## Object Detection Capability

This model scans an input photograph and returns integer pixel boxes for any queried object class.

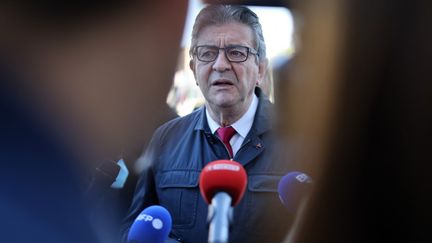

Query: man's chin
[211,98,239,109]
[210,94,234,105]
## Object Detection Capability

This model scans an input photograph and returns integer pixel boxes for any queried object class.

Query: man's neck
[206,98,253,127]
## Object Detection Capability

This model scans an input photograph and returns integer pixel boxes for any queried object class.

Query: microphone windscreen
[199,160,247,206]
[277,171,312,213]
[86,160,121,195]
[96,160,121,183]
[127,205,172,243]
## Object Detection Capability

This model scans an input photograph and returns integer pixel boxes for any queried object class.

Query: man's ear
[189,59,198,85]
[257,58,269,85]
[189,59,195,74]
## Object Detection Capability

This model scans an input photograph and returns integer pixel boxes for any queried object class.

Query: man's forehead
[196,22,254,46]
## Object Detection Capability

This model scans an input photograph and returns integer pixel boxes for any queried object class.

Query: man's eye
[228,49,246,57]
[200,50,216,58]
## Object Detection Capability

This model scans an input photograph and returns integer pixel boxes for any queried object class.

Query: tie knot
[217,126,236,143]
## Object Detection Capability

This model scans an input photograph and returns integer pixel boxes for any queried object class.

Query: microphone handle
[208,192,233,243]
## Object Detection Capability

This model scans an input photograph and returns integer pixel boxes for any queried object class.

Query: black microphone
[86,160,121,195]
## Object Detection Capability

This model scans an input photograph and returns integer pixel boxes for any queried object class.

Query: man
[122,5,295,243]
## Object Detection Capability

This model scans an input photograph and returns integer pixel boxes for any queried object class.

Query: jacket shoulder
[154,107,203,139]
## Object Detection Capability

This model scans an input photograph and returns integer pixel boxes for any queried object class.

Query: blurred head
[189,5,268,117]
[1,1,188,162]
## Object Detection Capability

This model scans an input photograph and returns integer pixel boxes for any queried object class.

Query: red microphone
[199,160,247,243]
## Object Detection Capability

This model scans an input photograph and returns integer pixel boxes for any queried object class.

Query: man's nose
[212,50,231,72]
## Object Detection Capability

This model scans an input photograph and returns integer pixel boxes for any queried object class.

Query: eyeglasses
[193,45,258,63]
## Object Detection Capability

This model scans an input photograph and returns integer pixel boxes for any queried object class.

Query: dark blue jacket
[122,89,295,243]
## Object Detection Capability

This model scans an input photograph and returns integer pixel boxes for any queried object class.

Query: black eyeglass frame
[192,45,259,63]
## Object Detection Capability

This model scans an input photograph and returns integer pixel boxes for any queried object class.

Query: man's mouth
[212,79,234,86]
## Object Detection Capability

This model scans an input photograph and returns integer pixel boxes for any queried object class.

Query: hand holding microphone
[127,205,172,243]
[199,160,247,243]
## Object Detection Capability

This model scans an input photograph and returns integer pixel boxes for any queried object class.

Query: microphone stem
[208,192,232,243]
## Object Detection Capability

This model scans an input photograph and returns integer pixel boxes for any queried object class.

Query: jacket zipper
[215,135,233,159]
[215,135,253,160]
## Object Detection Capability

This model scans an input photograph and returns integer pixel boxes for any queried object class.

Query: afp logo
[136,213,164,230]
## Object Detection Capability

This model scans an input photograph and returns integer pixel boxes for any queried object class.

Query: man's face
[190,22,266,112]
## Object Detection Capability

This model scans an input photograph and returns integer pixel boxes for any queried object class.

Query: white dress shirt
[206,94,259,157]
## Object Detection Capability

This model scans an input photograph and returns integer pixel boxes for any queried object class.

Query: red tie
[217,126,236,158]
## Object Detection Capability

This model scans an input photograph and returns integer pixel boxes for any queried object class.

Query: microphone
[277,171,313,214]
[86,160,121,196]
[199,160,247,243]
[127,205,172,243]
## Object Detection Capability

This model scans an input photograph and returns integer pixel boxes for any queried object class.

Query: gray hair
[190,5,267,62]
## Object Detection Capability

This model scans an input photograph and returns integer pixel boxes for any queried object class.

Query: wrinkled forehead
[195,22,255,48]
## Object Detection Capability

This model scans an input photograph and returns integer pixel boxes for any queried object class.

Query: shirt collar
[206,94,259,138]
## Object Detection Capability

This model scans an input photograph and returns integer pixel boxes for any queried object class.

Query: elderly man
[122,5,294,243]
